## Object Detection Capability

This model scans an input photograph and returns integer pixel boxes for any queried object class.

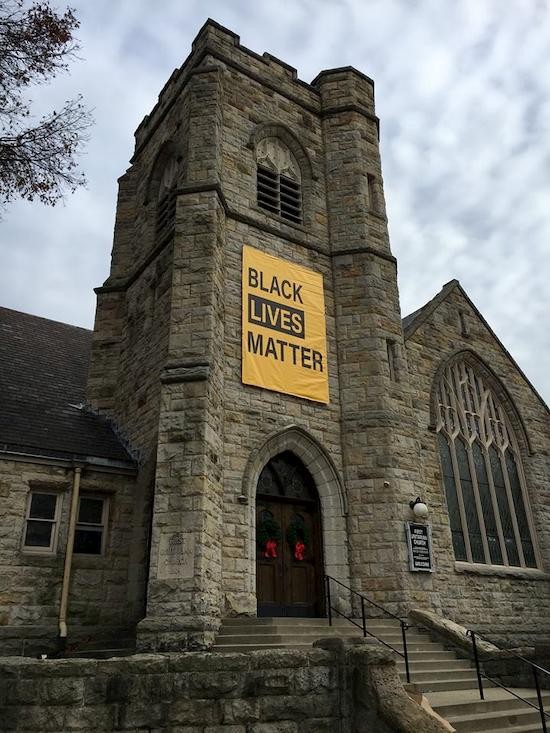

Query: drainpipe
[58,465,83,654]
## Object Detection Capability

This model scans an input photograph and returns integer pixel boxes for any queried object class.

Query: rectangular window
[23,492,61,553]
[74,495,108,555]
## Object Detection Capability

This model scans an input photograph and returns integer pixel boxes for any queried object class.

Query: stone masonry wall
[0,643,452,732]
[0,649,346,732]
[0,459,140,655]
[315,68,429,616]
[405,284,550,643]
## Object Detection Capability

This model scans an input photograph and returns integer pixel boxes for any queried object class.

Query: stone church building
[1,20,549,657]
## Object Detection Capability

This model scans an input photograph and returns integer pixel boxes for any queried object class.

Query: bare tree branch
[0,1,92,211]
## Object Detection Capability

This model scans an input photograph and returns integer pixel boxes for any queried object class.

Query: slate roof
[0,306,134,465]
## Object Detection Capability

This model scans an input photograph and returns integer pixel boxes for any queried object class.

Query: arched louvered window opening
[155,156,178,239]
[256,137,302,224]
[436,359,539,569]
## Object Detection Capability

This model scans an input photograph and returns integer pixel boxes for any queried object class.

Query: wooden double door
[256,451,324,617]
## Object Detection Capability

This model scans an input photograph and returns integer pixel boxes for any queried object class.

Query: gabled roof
[0,307,134,466]
[402,279,459,336]
[402,280,550,415]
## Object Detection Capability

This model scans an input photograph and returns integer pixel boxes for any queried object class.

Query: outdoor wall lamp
[409,497,429,519]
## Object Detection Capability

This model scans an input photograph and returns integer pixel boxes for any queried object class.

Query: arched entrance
[256,451,324,617]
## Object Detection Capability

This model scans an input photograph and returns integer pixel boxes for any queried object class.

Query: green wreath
[286,521,311,548]
[257,515,282,548]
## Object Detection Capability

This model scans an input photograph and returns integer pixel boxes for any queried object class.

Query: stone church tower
[85,20,550,651]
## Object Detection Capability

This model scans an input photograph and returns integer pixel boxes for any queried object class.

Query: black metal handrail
[473,629,550,677]
[467,628,550,733]
[324,575,411,683]
[325,574,550,731]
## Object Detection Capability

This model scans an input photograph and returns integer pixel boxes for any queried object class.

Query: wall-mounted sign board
[242,245,329,403]
[405,522,434,572]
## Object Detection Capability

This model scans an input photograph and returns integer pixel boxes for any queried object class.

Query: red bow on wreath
[263,539,278,558]
[294,540,306,561]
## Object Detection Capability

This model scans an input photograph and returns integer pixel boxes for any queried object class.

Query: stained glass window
[257,451,316,502]
[435,358,538,568]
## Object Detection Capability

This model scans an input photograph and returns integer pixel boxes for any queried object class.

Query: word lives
[246,268,324,372]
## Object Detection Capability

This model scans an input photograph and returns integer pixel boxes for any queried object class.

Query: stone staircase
[213,617,550,732]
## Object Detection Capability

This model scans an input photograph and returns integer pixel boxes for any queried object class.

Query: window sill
[454,561,548,580]
[20,548,57,557]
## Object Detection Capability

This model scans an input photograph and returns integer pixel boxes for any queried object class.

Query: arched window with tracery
[256,137,302,224]
[435,357,539,569]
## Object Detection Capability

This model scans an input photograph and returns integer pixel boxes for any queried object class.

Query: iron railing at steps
[324,574,411,683]
[468,629,550,733]
[324,574,550,733]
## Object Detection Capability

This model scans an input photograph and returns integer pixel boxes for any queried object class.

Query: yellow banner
[242,245,329,403]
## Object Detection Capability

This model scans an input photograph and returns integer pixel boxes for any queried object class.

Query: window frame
[73,494,109,557]
[435,359,541,570]
[22,490,62,555]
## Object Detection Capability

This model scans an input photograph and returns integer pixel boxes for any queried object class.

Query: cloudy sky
[1,0,549,403]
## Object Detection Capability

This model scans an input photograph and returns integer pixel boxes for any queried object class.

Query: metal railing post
[401,621,411,684]
[325,575,332,626]
[361,597,366,638]
[533,666,548,733]
[470,631,484,700]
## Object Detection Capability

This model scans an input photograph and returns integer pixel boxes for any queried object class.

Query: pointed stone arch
[242,425,350,607]
[249,122,316,228]
[249,123,314,181]
[144,140,182,205]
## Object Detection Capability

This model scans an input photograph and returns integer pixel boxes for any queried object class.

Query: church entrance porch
[255,451,324,617]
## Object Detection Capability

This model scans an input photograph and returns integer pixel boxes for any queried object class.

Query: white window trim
[74,494,109,556]
[22,490,62,555]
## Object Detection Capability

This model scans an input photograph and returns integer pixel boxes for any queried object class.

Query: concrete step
[404,669,477,684]
[396,658,473,672]
[212,643,315,653]
[417,678,482,693]
[450,706,547,732]
[220,619,407,634]
[214,631,430,645]
[428,688,550,732]
[221,617,398,626]
[428,688,550,718]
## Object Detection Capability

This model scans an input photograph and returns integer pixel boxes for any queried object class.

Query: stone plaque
[157,531,195,580]
[405,522,434,572]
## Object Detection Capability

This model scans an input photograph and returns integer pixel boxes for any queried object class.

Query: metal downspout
[58,465,82,654]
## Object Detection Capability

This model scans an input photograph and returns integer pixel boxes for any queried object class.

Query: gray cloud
[1,0,549,402]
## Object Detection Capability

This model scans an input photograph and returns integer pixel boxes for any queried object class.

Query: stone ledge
[409,608,534,661]
[454,561,549,580]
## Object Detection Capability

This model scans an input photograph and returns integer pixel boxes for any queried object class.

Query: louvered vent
[156,190,176,238]
[257,166,302,224]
